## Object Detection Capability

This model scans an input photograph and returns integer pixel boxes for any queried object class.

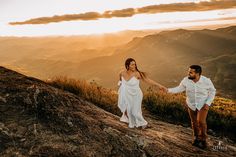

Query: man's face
[188,68,198,80]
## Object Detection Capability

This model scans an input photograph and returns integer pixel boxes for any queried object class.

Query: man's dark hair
[190,65,202,75]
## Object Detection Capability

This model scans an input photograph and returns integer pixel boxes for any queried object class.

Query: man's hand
[203,104,209,110]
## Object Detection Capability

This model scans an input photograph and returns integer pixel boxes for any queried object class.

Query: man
[166,65,216,149]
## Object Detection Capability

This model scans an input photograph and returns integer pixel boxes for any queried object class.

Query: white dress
[118,76,148,128]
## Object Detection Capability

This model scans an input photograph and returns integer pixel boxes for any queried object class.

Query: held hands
[158,85,168,93]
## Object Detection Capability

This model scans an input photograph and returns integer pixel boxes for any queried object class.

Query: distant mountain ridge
[75,26,236,99]
[0,26,236,98]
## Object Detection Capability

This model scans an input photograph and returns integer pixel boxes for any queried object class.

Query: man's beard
[188,76,195,80]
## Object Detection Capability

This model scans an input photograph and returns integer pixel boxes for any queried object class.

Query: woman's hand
[159,85,168,93]
[117,80,122,87]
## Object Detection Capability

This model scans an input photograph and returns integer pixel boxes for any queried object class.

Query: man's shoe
[192,138,200,147]
[198,140,208,149]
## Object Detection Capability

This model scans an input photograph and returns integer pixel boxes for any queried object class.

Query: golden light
[0,0,236,36]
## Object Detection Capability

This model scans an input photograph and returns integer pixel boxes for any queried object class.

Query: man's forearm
[168,86,185,94]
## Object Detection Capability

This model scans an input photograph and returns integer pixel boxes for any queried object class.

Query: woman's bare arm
[138,73,166,90]
[118,70,123,87]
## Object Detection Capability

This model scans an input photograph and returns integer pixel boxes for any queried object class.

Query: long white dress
[118,76,148,128]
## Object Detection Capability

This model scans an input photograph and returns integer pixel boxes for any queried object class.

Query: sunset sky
[1,0,236,36]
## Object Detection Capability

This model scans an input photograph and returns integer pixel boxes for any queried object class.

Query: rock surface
[0,66,235,156]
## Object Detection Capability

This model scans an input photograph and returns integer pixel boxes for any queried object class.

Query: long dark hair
[125,58,146,79]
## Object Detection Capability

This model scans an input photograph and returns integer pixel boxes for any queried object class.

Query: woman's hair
[125,58,146,79]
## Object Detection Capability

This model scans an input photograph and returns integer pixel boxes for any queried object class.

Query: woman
[118,58,165,129]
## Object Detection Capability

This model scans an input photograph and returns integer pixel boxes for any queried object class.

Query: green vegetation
[47,77,236,142]
[144,88,236,141]
[47,76,120,115]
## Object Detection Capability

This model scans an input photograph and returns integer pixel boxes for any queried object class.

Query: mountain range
[0,26,236,98]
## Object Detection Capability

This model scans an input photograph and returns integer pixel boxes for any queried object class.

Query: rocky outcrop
[0,66,235,156]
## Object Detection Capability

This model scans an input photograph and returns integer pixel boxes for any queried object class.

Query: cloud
[137,0,236,13]
[103,8,136,18]
[10,12,102,25]
[9,0,236,25]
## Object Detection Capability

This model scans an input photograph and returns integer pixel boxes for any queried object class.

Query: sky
[0,0,236,36]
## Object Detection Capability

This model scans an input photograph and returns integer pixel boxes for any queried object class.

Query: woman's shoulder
[119,70,126,76]
[119,69,125,74]
[135,71,142,79]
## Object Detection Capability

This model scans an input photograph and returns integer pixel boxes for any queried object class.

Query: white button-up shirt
[168,76,216,111]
